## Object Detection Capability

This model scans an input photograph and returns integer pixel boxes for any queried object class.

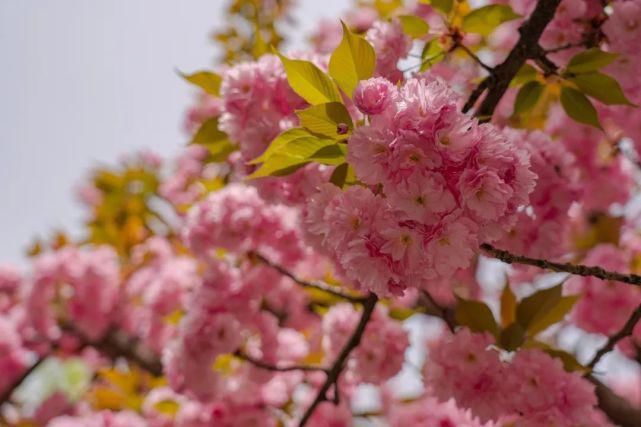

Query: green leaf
[277,51,342,105]
[511,63,538,87]
[420,39,445,71]
[328,21,376,98]
[560,86,602,129]
[525,341,588,373]
[513,81,544,115]
[500,281,517,327]
[426,0,453,15]
[499,322,526,351]
[296,102,354,138]
[569,72,635,106]
[388,306,418,321]
[516,284,563,332]
[247,131,338,178]
[191,118,236,162]
[330,163,349,188]
[462,5,520,36]
[566,48,618,74]
[249,128,313,165]
[455,297,499,337]
[398,15,430,38]
[308,144,347,165]
[247,155,310,179]
[527,295,580,336]
[180,71,222,96]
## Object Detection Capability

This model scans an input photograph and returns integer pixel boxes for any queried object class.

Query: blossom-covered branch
[298,293,378,426]
[234,351,327,373]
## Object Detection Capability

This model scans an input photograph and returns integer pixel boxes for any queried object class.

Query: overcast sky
[0,0,348,264]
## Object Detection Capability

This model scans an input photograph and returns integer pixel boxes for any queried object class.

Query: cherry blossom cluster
[424,328,608,426]
[305,76,535,296]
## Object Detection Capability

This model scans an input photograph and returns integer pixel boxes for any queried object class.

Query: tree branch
[0,355,48,407]
[235,351,327,373]
[251,252,369,304]
[587,303,641,369]
[298,293,378,426]
[481,243,641,286]
[463,0,563,119]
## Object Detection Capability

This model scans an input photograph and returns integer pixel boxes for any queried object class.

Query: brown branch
[456,43,492,72]
[0,355,48,406]
[589,377,641,427]
[587,303,641,369]
[480,243,641,286]
[298,293,378,426]
[419,290,456,333]
[463,0,563,119]
[251,252,369,304]
[62,325,163,377]
[235,351,327,373]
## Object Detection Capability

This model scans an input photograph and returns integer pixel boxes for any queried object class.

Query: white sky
[0,0,348,264]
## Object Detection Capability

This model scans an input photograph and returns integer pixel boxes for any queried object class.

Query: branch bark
[463,0,563,119]
[481,243,641,286]
[587,303,641,369]
[298,293,378,426]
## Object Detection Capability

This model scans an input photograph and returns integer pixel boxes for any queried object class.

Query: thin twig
[587,303,641,369]
[235,351,327,373]
[298,293,378,426]
[0,356,48,406]
[456,43,493,72]
[251,252,368,303]
[419,290,456,333]
[481,243,641,286]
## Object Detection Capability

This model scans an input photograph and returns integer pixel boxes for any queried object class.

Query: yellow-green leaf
[296,102,354,138]
[277,52,342,105]
[500,281,517,327]
[308,144,347,165]
[420,39,445,71]
[566,48,618,74]
[249,128,314,165]
[398,15,430,38]
[425,0,453,15]
[455,297,499,336]
[570,72,636,106]
[252,129,308,164]
[511,63,538,87]
[499,322,526,351]
[247,154,309,179]
[328,21,376,98]
[190,118,235,162]
[513,81,544,115]
[462,5,520,36]
[516,284,565,335]
[527,295,580,336]
[180,71,222,96]
[330,163,349,188]
[525,341,588,373]
[560,86,602,129]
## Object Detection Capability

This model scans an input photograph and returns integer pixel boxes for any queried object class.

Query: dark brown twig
[251,252,368,303]
[463,0,563,119]
[235,351,327,373]
[481,243,641,286]
[587,303,641,369]
[298,293,378,426]
[0,356,48,406]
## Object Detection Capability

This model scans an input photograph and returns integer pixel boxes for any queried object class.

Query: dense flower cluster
[498,129,581,259]
[306,76,535,296]
[219,55,305,161]
[424,328,606,426]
